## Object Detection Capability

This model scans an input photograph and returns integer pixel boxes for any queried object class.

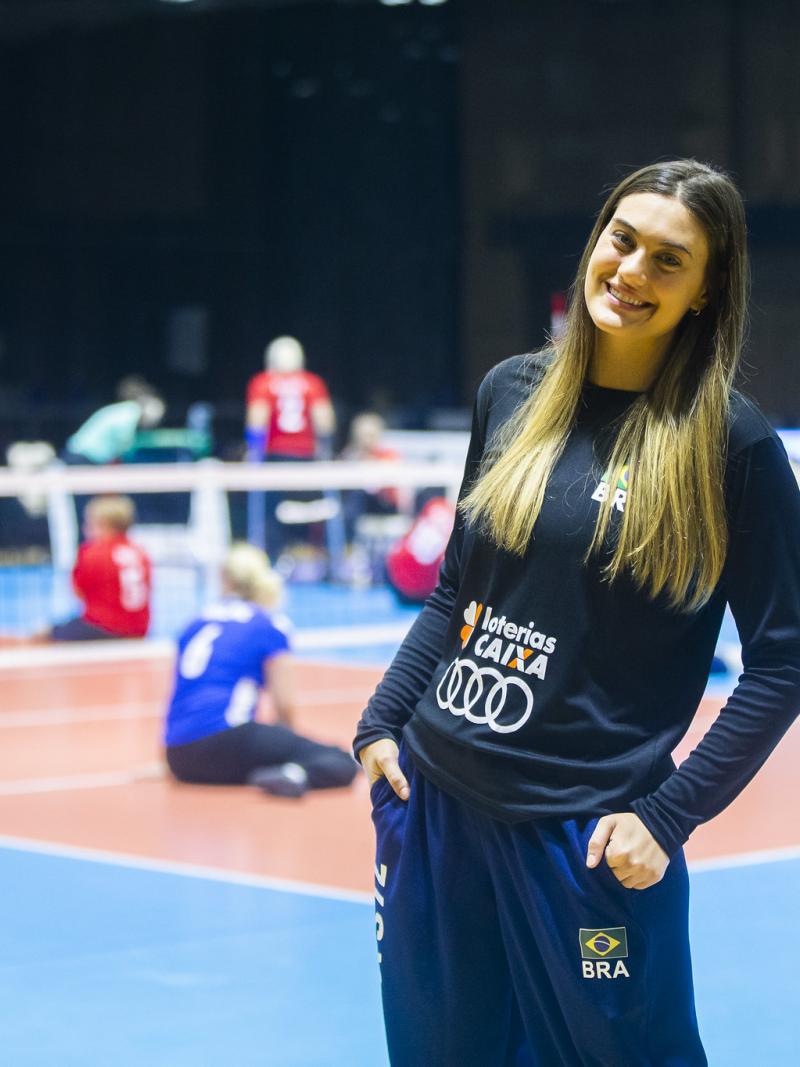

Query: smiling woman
[353,159,800,1066]
[462,161,749,612]
[585,192,711,389]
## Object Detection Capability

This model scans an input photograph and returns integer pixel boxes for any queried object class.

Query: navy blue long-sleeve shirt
[353,354,800,857]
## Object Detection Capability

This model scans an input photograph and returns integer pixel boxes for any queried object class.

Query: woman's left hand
[586,812,669,890]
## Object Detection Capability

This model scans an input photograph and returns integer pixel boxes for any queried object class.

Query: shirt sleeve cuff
[629,795,689,858]
[352,726,404,763]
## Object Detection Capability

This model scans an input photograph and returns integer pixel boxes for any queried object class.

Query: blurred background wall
[0,0,797,451]
[460,0,800,406]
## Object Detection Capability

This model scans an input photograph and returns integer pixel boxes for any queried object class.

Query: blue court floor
[0,844,797,1066]
[0,565,420,641]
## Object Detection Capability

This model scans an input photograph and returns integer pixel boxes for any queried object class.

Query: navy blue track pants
[371,745,706,1067]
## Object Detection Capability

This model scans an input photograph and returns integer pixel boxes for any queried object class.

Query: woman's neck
[587,332,670,392]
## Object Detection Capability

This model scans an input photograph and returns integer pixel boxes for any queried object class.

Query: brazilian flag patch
[579,927,628,960]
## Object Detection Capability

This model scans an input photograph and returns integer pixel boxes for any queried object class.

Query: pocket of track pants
[369,772,393,808]
[369,738,414,815]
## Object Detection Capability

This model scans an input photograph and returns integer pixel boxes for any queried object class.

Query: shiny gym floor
[0,594,797,1065]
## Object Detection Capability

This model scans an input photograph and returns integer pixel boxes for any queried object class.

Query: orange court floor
[0,646,798,893]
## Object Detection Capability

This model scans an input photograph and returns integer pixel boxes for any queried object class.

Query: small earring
[691,307,702,316]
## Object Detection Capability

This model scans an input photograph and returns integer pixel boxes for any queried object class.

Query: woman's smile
[604,281,653,311]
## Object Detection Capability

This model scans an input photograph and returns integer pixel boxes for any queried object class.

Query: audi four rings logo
[436,657,533,733]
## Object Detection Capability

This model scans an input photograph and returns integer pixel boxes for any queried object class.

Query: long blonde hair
[222,542,283,609]
[461,160,749,612]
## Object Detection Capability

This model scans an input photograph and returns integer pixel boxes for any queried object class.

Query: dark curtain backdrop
[0,0,798,453]
[0,2,461,447]
[460,0,800,419]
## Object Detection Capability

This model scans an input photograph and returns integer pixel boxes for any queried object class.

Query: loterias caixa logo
[435,600,559,735]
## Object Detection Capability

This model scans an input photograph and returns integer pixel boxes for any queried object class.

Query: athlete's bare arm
[263,653,296,729]
[246,399,271,432]
[311,398,336,439]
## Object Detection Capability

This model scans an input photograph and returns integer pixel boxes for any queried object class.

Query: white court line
[0,765,164,795]
[0,687,374,728]
[0,623,411,673]
[0,832,795,907]
[0,656,385,681]
[0,703,159,727]
[688,844,800,872]
[0,639,174,670]
[7,688,779,733]
[0,834,373,905]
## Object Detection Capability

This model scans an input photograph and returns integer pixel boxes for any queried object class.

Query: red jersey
[72,535,152,637]
[246,370,330,458]
[385,497,456,602]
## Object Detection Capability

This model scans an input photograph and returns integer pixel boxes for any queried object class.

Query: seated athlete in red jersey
[51,495,152,641]
[385,496,456,604]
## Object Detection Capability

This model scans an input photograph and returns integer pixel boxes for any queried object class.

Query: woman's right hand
[359,738,410,801]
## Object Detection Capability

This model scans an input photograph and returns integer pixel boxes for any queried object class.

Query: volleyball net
[3,425,795,647]
[0,435,467,639]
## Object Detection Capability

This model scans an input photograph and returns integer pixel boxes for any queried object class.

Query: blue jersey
[164,598,291,746]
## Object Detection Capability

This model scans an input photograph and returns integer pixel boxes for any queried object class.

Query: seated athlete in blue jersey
[165,542,356,798]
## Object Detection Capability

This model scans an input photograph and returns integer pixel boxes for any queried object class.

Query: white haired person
[245,336,336,462]
[354,160,800,1064]
[244,336,337,558]
[165,543,357,797]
